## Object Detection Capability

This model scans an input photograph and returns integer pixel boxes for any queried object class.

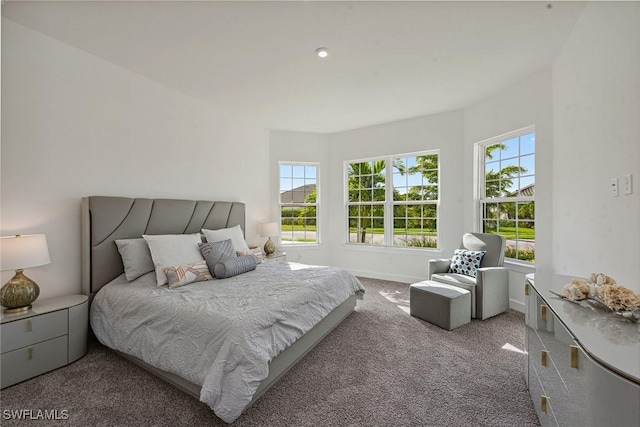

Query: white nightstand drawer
[1,310,68,353]
[1,335,68,388]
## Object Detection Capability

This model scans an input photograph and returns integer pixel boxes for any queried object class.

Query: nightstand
[1,294,88,388]
[265,252,287,262]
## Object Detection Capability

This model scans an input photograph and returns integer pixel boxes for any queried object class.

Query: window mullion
[385,157,393,246]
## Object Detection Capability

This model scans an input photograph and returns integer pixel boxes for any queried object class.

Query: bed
[81,196,364,423]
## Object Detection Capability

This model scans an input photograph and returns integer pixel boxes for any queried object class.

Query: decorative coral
[558,273,640,318]
[562,279,590,301]
[595,284,640,312]
[589,273,616,286]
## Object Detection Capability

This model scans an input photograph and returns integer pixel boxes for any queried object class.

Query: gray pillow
[115,238,155,281]
[199,239,236,277]
[214,254,257,279]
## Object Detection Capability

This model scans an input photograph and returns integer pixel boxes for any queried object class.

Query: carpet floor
[0,277,539,426]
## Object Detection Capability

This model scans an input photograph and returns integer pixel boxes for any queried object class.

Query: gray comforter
[90,261,365,423]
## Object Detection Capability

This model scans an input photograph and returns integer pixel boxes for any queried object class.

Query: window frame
[344,150,440,250]
[279,161,320,246]
[476,126,535,264]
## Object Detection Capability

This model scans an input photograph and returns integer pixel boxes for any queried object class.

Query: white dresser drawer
[1,335,68,388]
[1,310,68,353]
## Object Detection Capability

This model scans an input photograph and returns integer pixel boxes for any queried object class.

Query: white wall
[552,2,639,291]
[4,2,638,308]
[1,20,270,298]
[464,69,553,311]
[269,130,331,266]
[325,111,466,283]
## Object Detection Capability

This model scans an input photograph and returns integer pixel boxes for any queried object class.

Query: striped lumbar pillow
[214,254,257,279]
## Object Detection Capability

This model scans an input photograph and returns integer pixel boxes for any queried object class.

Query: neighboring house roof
[519,184,535,197]
[505,183,534,197]
[280,184,316,203]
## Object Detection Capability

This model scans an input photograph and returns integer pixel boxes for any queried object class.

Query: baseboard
[509,298,525,313]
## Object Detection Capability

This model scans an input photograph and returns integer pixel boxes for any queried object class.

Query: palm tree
[484,143,527,198]
[484,143,528,223]
[394,154,439,246]
[348,160,385,243]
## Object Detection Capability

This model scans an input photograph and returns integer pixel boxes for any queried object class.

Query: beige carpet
[0,277,539,426]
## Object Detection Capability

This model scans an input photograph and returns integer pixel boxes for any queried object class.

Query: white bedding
[90,261,365,423]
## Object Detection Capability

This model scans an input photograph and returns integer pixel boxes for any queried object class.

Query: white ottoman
[410,281,471,330]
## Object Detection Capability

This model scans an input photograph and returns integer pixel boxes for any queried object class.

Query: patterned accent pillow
[199,239,236,276]
[214,254,257,279]
[163,260,213,288]
[449,249,486,278]
[250,247,264,263]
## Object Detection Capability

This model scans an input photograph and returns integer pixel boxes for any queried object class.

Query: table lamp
[260,222,278,256]
[0,234,51,314]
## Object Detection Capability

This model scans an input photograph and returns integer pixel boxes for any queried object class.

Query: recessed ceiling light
[315,47,329,58]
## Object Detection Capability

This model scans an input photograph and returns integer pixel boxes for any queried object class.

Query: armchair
[428,233,509,320]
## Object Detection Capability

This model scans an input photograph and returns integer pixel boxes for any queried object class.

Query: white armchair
[428,233,509,320]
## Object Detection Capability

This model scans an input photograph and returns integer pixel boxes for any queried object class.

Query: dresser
[525,273,640,426]
[1,294,88,388]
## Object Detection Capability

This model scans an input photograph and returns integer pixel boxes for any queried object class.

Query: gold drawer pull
[28,347,33,360]
[525,283,530,296]
[28,319,33,332]
[541,395,549,413]
[540,305,548,322]
[570,345,579,369]
[541,350,548,367]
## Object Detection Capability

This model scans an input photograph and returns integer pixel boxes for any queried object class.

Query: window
[279,163,318,245]
[346,151,439,248]
[478,128,535,262]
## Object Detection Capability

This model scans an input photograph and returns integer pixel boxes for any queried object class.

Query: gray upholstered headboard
[81,196,245,295]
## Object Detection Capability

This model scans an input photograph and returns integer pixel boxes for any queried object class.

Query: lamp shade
[1,234,51,271]
[260,222,278,237]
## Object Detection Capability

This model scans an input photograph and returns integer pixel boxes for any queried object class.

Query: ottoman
[410,281,471,330]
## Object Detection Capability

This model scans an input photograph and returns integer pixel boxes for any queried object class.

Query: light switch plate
[611,178,619,197]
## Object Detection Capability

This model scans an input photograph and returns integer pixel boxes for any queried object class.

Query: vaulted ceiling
[2,1,586,133]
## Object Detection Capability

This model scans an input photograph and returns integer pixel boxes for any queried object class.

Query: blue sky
[280,164,317,192]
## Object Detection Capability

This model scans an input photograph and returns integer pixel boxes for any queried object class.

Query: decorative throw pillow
[250,247,264,263]
[115,238,155,281]
[214,254,257,279]
[449,249,486,278]
[164,260,212,288]
[142,234,204,286]
[199,239,236,276]
[202,225,251,254]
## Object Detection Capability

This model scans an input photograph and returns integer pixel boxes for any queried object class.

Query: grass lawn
[492,227,535,240]
[282,225,317,231]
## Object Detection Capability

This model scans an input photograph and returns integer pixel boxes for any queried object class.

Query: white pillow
[142,234,204,286]
[202,225,251,254]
